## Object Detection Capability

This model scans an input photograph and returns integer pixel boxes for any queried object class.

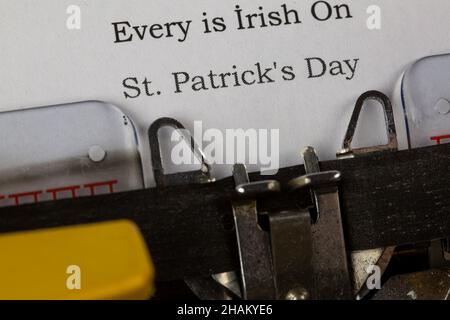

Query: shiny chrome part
[289,146,342,224]
[336,91,398,158]
[300,147,342,223]
[288,171,341,190]
[235,180,280,197]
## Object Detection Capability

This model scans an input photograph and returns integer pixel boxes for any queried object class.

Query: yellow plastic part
[0,220,154,300]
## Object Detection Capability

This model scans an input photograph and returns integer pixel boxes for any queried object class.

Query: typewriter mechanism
[0,86,449,300]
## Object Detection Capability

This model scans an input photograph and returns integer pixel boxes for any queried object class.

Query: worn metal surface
[185,276,236,300]
[337,91,398,158]
[269,210,313,299]
[290,146,352,299]
[211,272,242,298]
[374,268,450,300]
[231,164,276,299]
[311,189,353,299]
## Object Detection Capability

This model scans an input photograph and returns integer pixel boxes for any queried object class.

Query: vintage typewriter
[0,55,449,300]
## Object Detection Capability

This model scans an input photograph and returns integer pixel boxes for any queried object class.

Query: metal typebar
[290,147,352,299]
[268,210,313,299]
[0,143,448,280]
[231,164,277,299]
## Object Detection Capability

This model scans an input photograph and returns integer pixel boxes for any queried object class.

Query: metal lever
[233,164,315,300]
[337,90,398,158]
[148,117,213,187]
[289,147,352,299]
[289,159,341,224]
[231,164,278,300]
[336,91,398,298]
[149,117,234,300]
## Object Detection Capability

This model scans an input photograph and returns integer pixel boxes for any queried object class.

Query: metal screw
[88,145,106,163]
[285,288,310,300]
[435,98,450,115]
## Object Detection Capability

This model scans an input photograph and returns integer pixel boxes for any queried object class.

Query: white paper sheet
[1,0,449,186]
